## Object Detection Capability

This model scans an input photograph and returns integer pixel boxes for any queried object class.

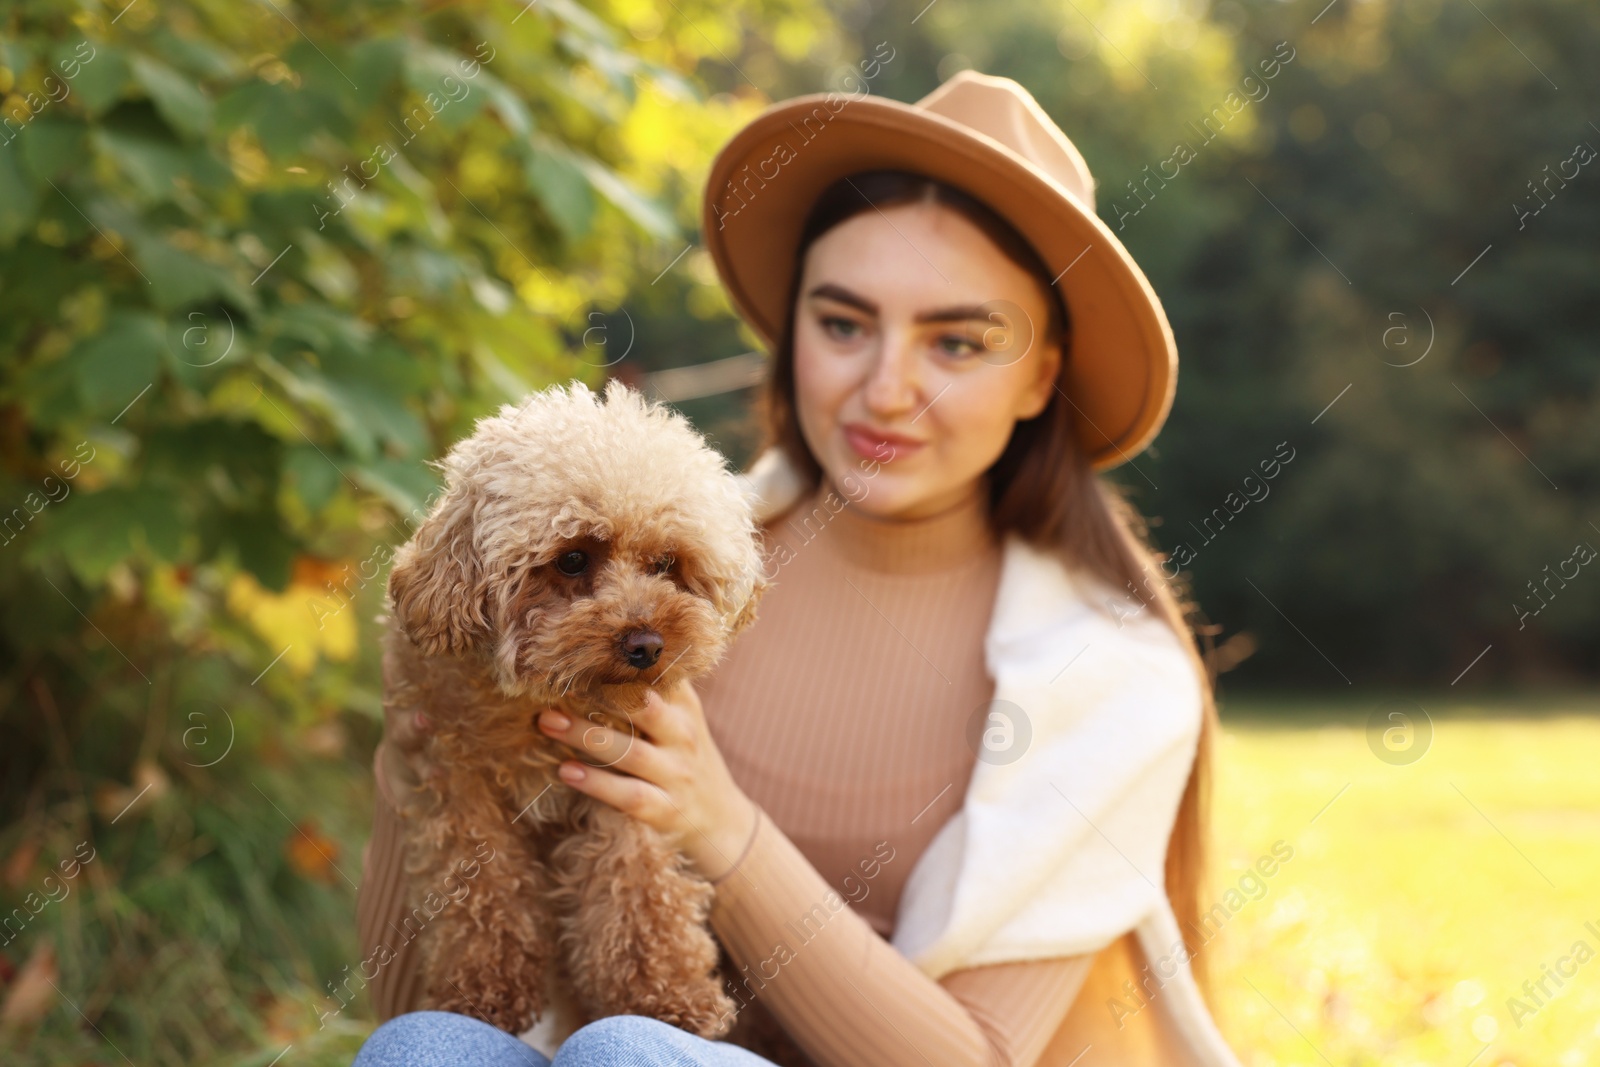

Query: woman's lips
[843,423,925,462]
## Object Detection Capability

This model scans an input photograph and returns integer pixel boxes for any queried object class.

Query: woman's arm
[711,803,1094,1067]
[355,738,429,1020]
[538,684,1096,1067]
[357,636,442,1021]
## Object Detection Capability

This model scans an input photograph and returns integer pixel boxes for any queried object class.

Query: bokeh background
[1,0,1596,1063]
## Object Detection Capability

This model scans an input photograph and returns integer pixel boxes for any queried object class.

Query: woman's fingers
[539,709,661,778]
[556,760,673,825]
[633,682,697,746]
[389,709,432,753]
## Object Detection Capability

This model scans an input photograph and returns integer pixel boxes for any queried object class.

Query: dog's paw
[660,977,739,1040]
[429,973,542,1036]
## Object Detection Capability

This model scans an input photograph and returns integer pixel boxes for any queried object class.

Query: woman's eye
[651,554,675,576]
[821,315,864,341]
[936,332,985,358]
[556,550,589,577]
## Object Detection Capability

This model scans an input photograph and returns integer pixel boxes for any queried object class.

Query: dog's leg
[413,778,555,1034]
[547,799,736,1038]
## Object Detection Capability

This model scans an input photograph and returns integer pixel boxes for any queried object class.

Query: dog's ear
[728,593,762,639]
[388,490,490,655]
[725,564,770,640]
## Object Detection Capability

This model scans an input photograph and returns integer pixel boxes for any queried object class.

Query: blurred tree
[0,0,824,1062]
[831,0,1598,687]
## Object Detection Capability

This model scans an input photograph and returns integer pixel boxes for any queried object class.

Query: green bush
[0,0,819,1061]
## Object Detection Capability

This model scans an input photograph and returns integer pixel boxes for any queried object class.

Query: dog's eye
[556,550,589,577]
[651,554,675,576]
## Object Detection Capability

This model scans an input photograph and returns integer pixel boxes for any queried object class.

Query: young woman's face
[791,199,1062,521]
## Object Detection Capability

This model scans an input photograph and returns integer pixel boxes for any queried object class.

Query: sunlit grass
[1208,693,1600,1067]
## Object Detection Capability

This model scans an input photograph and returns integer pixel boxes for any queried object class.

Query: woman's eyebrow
[807,283,877,316]
[915,304,992,325]
[806,283,992,325]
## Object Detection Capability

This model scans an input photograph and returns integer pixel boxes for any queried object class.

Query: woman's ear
[1017,339,1063,420]
[388,490,490,655]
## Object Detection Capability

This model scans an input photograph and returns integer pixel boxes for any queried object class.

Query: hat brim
[700,91,1177,472]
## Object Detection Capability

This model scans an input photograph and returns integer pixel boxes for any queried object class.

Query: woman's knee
[354,1010,549,1067]
[554,1015,694,1066]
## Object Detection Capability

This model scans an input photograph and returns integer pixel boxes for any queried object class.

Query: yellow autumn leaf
[226,561,358,676]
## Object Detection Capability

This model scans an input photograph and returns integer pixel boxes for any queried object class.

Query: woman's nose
[862,330,921,416]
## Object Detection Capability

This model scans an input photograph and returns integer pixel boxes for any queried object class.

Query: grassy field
[1205,693,1600,1067]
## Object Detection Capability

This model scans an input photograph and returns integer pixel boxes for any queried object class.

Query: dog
[383,379,768,1040]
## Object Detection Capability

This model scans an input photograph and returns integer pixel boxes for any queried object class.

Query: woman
[353,70,1244,1067]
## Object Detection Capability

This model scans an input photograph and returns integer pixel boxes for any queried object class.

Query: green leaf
[355,457,440,517]
[161,301,258,387]
[285,446,342,514]
[0,141,39,244]
[541,0,618,43]
[259,361,378,461]
[215,82,338,159]
[144,420,281,501]
[348,37,408,106]
[14,343,82,426]
[470,68,533,138]
[271,304,373,359]
[323,377,428,457]
[280,40,361,136]
[38,493,136,582]
[61,43,131,117]
[93,125,193,201]
[19,119,88,185]
[134,237,237,312]
[131,54,215,138]
[403,45,489,132]
[531,135,675,240]
[526,148,595,242]
[147,29,242,81]
[575,157,675,238]
[68,310,165,417]
[38,487,185,582]
[219,507,297,591]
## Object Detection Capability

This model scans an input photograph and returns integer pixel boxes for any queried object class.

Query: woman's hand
[536,679,757,883]
[376,645,440,812]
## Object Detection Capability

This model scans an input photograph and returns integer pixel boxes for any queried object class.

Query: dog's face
[389,380,768,697]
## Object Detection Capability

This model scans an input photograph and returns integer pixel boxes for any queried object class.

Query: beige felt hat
[700,69,1178,471]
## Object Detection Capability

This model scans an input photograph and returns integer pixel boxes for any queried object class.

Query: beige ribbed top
[356,477,1202,1067]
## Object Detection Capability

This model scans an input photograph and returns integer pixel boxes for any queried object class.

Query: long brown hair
[752,168,1221,992]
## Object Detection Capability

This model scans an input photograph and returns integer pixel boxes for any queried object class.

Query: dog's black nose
[621,629,664,669]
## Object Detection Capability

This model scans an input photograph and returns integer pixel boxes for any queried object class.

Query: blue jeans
[353,1011,780,1066]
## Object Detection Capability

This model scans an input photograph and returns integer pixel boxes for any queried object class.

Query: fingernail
[558,762,585,782]
[542,711,571,731]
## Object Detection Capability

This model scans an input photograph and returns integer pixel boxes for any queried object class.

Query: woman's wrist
[683,789,759,883]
